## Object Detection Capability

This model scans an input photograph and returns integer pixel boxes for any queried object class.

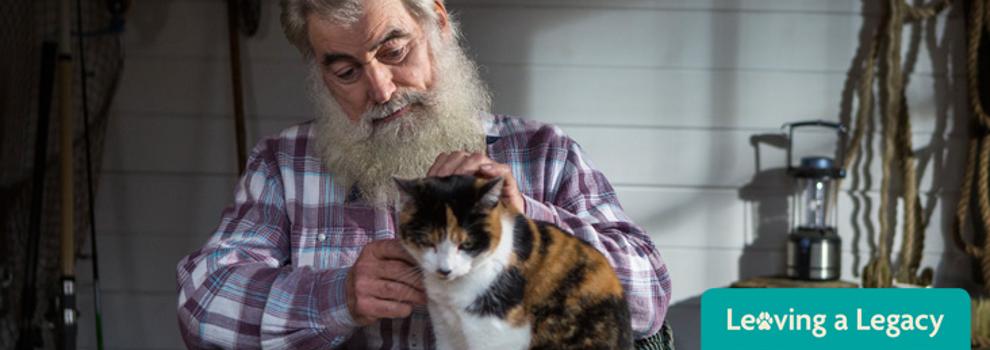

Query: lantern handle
[781,120,848,176]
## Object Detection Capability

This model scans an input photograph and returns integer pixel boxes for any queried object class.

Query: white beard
[309,30,491,206]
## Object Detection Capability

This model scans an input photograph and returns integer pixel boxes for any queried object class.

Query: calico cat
[394,175,632,350]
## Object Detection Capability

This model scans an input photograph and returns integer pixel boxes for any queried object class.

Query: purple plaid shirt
[176,115,671,349]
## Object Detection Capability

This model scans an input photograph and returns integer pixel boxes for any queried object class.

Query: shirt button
[317,233,327,242]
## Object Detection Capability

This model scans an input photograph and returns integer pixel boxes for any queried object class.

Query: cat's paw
[756,312,772,330]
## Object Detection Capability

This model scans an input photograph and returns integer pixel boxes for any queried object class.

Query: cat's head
[394,175,506,281]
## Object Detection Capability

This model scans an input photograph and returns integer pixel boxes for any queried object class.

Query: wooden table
[730,275,859,288]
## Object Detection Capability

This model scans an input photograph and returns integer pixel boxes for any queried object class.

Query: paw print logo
[756,312,772,330]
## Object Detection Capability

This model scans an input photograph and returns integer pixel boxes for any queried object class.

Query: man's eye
[334,67,359,82]
[379,47,407,63]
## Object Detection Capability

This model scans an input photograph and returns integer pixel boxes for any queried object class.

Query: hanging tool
[75,0,105,348]
[56,0,78,348]
[15,41,57,350]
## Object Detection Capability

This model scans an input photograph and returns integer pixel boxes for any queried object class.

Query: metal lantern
[784,120,847,281]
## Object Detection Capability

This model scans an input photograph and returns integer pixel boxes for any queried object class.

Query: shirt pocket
[292,206,399,269]
[292,226,369,270]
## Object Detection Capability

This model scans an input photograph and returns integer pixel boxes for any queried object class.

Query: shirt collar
[481,113,501,145]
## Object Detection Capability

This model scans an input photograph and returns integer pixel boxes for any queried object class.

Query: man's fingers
[427,152,450,176]
[356,297,415,320]
[478,162,508,177]
[354,277,425,305]
[361,241,424,288]
[479,163,514,189]
[375,259,424,289]
[368,239,417,264]
[348,239,429,324]
[432,151,470,177]
[368,279,427,305]
[453,153,490,176]
[479,163,525,212]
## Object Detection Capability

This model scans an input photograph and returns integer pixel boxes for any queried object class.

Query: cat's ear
[393,177,420,196]
[479,176,504,209]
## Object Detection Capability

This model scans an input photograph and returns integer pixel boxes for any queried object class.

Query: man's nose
[365,62,396,104]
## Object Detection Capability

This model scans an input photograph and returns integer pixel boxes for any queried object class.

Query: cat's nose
[437,269,451,277]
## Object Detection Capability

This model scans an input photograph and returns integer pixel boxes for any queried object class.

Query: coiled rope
[952,0,990,295]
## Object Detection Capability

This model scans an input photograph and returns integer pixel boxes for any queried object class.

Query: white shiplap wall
[75,1,970,349]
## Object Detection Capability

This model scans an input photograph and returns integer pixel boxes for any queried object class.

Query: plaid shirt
[176,115,671,349]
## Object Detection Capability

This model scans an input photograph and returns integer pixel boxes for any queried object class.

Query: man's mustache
[361,90,430,122]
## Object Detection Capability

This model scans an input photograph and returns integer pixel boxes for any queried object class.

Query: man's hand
[346,239,427,325]
[427,151,525,212]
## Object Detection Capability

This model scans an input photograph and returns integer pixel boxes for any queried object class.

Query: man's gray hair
[280,0,449,58]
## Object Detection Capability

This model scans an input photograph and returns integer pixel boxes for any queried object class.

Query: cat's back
[512,216,633,350]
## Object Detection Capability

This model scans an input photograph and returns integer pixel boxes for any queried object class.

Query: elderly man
[176,0,672,348]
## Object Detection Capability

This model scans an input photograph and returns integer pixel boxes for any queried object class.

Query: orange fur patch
[515,220,624,314]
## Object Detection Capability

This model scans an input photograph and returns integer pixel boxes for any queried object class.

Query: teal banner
[701,288,969,349]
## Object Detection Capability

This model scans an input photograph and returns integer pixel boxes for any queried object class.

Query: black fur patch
[529,258,587,337]
[531,258,588,321]
[399,175,495,255]
[572,296,633,349]
[555,257,588,300]
[461,211,491,257]
[536,221,554,256]
[466,267,526,318]
[513,215,533,262]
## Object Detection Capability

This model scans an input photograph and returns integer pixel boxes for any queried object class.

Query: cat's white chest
[425,223,530,348]
[425,269,532,350]
[422,214,529,350]
[427,299,530,350]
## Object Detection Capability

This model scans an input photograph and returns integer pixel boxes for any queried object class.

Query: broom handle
[58,0,77,349]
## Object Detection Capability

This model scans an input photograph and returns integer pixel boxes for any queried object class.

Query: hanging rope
[863,0,904,289]
[842,38,879,172]
[845,0,949,288]
[953,0,990,294]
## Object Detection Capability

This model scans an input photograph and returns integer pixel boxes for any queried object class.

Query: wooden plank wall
[74,1,970,349]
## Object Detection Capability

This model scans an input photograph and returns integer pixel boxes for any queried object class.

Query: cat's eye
[459,241,475,250]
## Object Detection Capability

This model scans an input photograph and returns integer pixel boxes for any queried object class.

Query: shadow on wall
[737,133,790,280]
[829,0,880,280]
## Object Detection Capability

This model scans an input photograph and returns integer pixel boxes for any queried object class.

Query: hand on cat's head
[394,175,504,210]
[423,151,525,212]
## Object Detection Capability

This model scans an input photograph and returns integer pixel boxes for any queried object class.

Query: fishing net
[0,0,124,347]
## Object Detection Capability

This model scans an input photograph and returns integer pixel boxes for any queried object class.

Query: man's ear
[479,177,504,209]
[433,1,451,36]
